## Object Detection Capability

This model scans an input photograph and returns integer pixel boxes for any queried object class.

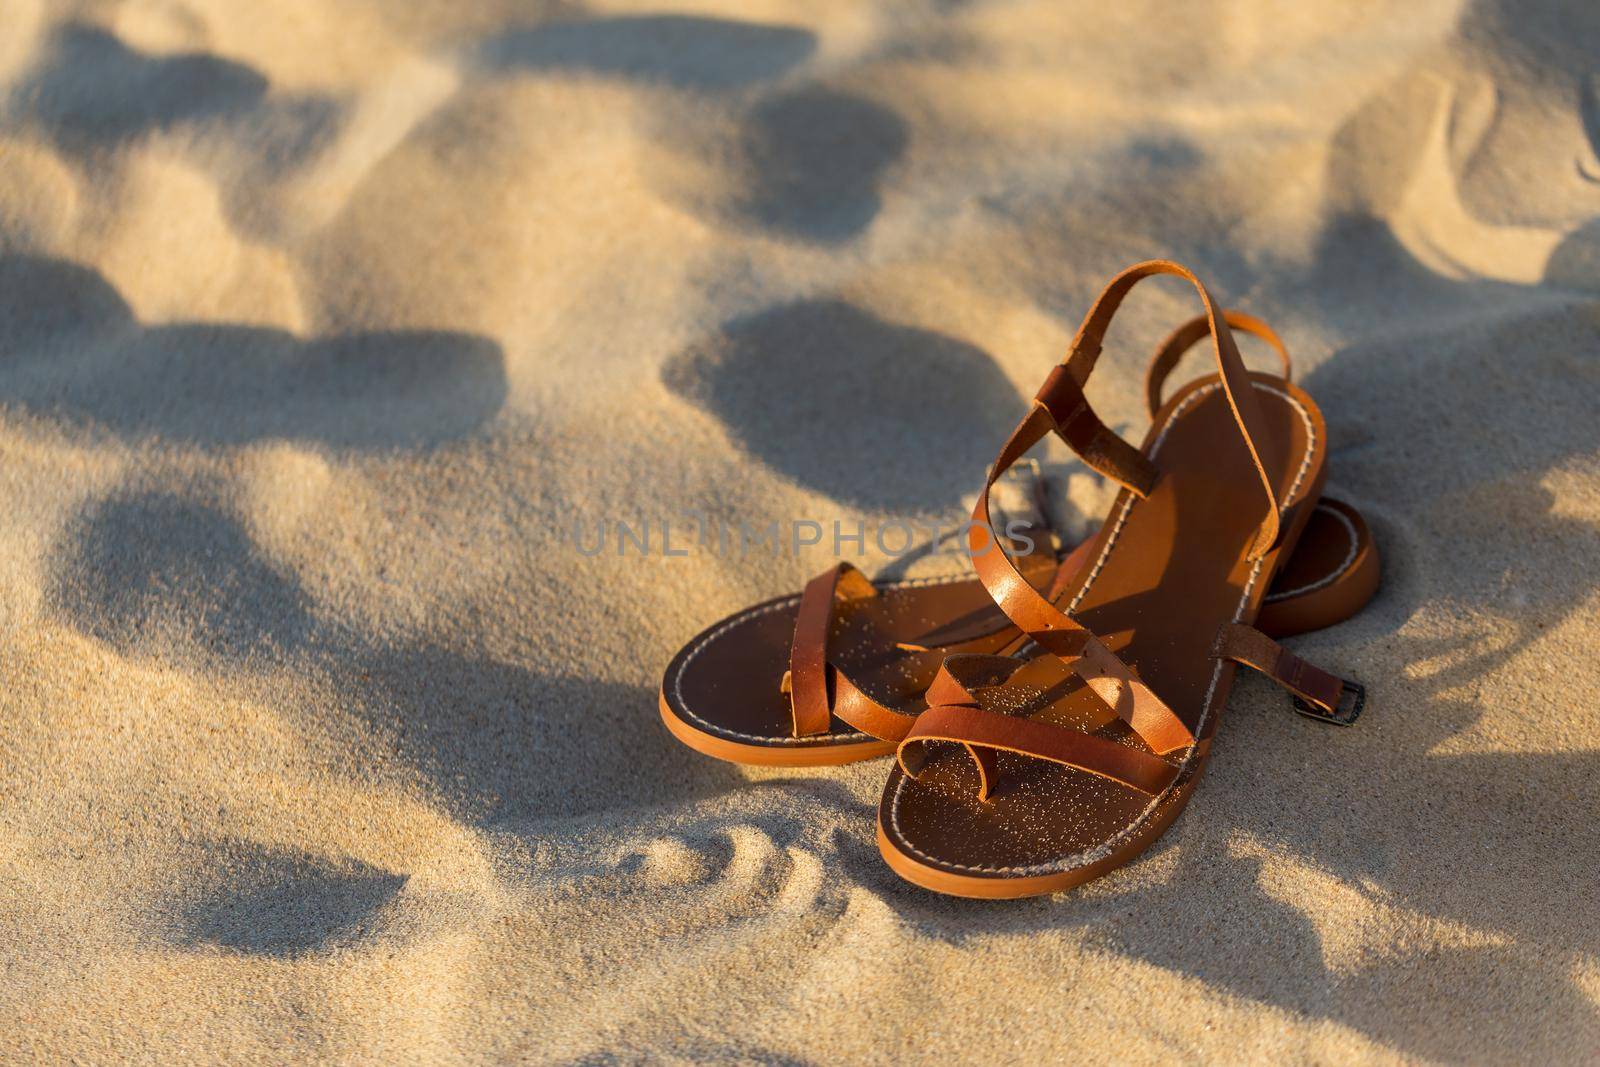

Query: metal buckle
[1292,680,1365,727]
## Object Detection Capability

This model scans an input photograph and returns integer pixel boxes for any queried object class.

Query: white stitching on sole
[887,381,1318,877]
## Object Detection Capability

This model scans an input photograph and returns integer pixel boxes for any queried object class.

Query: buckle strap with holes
[1213,622,1366,727]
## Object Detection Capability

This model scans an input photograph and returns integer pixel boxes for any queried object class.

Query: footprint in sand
[479,15,905,244]
[730,87,909,244]
[51,492,314,660]
[13,23,268,148]
[49,487,741,823]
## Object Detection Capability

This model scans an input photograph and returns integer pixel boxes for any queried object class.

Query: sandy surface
[1,1,1598,1062]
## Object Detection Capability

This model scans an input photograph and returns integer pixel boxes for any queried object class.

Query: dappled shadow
[732,88,908,243]
[10,23,268,148]
[52,492,315,660]
[0,254,506,450]
[46,490,741,824]
[167,843,406,958]
[663,298,1021,512]
[477,15,814,90]
[350,650,739,825]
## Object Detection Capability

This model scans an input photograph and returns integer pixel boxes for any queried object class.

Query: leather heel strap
[1213,622,1366,726]
[1146,309,1291,418]
[1064,260,1285,559]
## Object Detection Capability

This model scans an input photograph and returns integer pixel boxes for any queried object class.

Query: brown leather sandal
[660,298,1377,768]
[875,260,1368,898]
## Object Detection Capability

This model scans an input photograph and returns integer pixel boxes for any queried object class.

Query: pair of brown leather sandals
[660,261,1376,898]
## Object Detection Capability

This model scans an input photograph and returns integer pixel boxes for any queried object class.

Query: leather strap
[784,563,968,743]
[1146,309,1291,418]
[1062,261,1285,559]
[830,670,920,742]
[779,657,928,743]
[1035,364,1157,496]
[781,531,1059,743]
[1213,622,1347,713]
[922,653,1032,793]
[924,654,1024,707]
[899,704,1181,800]
[968,403,1194,757]
[787,563,877,736]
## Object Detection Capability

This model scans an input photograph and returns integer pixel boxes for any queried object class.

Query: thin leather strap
[1213,622,1346,713]
[786,563,877,736]
[899,704,1181,799]
[1061,260,1285,558]
[780,659,929,743]
[1146,309,1291,418]
[1035,363,1157,496]
[830,670,920,742]
[923,653,1031,793]
[924,654,1024,707]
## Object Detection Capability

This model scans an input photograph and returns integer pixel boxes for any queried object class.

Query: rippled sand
[2,2,1598,1061]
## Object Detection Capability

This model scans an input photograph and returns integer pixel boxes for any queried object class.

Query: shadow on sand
[47,488,743,832]
[662,298,1022,512]
[0,254,506,450]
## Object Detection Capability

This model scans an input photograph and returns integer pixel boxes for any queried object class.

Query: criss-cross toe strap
[919,653,1036,795]
[1146,309,1291,418]
[968,403,1192,754]
[783,563,942,742]
[903,653,1181,802]
[898,704,1182,801]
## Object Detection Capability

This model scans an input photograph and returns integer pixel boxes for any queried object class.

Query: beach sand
[2,1,1598,1061]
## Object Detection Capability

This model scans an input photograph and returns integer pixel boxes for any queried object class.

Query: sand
[1,1,1597,1062]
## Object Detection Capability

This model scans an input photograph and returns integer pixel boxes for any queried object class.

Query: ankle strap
[1146,309,1291,418]
[1038,260,1287,560]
